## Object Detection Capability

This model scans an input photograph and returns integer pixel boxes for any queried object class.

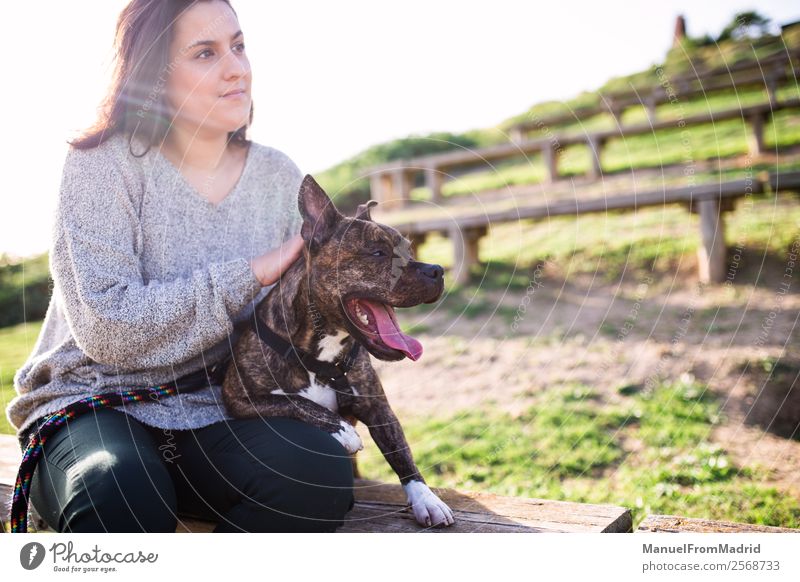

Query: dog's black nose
[419,263,444,280]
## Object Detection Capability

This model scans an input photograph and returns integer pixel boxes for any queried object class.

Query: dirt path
[384,266,800,496]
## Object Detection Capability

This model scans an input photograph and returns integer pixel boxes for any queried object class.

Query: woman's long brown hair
[71,0,252,155]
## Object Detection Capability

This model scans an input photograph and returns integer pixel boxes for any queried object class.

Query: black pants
[19,408,355,532]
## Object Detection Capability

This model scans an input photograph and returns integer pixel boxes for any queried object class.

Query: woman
[6,0,355,532]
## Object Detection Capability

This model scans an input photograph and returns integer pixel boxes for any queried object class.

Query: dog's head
[297,175,444,362]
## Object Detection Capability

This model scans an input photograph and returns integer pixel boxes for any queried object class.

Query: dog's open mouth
[345,298,423,361]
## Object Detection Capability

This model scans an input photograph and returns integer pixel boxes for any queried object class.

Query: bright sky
[2,0,798,259]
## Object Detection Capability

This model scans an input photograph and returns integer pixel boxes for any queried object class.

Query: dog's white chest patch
[316,330,349,362]
[270,331,350,412]
[300,372,338,411]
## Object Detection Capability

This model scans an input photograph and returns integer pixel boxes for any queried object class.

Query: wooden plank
[638,514,799,533]
[769,170,800,192]
[388,178,765,235]
[178,479,634,533]
[370,99,800,179]
[382,176,773,287]
[430,139,548,170]
[212,498,601,533]
[369,138,549,173]
[584,99,798,144]
[341,503,569,533]
[174,516,215,533]
[348,479,632,533]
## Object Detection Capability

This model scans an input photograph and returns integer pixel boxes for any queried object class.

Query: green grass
[0,252,51,328]
[0,321,42,435]
[356,379,800,528]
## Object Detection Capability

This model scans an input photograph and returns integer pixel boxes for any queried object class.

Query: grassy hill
[315,17,800,209]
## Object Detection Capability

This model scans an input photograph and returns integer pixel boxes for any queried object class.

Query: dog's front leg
[224,393,363,454]
[359,399,455,528]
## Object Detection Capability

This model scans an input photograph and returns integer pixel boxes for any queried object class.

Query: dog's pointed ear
[298,174,343,250]
[354,200,378,222]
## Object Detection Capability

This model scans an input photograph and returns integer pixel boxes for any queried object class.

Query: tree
[717,11,771,42]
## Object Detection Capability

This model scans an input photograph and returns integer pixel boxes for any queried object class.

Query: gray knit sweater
[6,132,304,436]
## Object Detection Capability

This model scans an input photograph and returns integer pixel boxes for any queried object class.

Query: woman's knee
[217,418,356,532]
[64,447,177,532]
[289,419,356,483]
[30,410,178,532]
[239,463,354,532]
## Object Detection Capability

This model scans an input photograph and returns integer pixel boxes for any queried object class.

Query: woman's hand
[249,234,305,287]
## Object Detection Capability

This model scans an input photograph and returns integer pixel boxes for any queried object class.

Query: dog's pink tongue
[362,300,423,361]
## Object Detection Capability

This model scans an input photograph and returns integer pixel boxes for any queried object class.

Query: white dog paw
[403,479,456,528]
[331,420,363,454]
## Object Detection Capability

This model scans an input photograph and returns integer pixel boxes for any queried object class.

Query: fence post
[449,225,487,285]
[425,166,444,204]
[587,136,605,179]
[748,112,767,156]
[369,173,387,206]
[542,143,559,183]
[697,198,726,284]
[390,169,413,209]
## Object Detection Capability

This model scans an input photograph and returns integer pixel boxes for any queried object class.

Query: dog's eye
[371,249,387,257]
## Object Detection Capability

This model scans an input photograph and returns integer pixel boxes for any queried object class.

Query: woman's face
[164,0,251,138]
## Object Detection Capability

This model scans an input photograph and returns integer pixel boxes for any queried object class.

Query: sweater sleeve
[50,144,263,371]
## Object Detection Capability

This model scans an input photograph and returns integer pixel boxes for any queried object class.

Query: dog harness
[9,360,229,533]
[250,315,362,395]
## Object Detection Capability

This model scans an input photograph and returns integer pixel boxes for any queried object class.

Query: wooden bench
[638,515,799,533]
[0,433,631,533]
[367,99,800,207]
[381,171,800,285]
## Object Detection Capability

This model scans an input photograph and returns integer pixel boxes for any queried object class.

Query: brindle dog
[222,175,455,528]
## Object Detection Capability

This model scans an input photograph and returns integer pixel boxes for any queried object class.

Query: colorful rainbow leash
[9,361,228,533]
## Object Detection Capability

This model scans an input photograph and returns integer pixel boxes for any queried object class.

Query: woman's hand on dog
[250,234,305,286]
